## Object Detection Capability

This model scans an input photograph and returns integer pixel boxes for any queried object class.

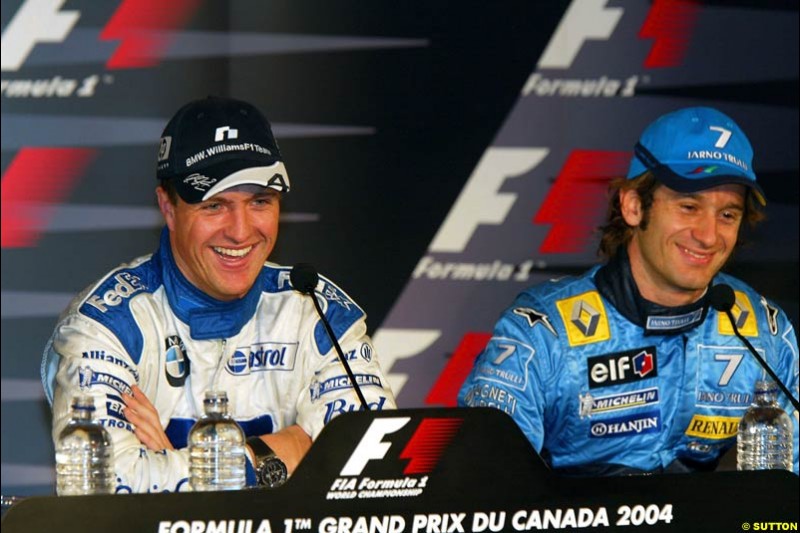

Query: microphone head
[709,283,736,312]
[290,263,319,295]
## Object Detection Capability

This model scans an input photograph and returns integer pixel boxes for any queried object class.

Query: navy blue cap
[157,96,290,203]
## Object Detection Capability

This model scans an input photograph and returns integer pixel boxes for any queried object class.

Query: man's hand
[122,385,174,451]
[252,425,312,474]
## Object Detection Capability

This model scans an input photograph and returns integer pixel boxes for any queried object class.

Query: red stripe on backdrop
[1,148,97,248]
[101,0,201,69]
[534,150,630,254]
[640,0,700,69]
[425,332,491,407]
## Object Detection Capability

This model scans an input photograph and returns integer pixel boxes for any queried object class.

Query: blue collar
[157,228,264,340]
[594,248,709,335]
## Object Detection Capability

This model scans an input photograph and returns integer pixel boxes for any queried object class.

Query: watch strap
[246,436,288,488]
[246,436,276,460]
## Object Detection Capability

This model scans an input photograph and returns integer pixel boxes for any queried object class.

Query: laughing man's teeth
[214,246,252,257]
[682,247,706,259]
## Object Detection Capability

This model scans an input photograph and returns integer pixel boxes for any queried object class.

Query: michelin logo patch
[78,366,132,396]
[579,387,659,418]
[226,342,298,375]
[309,373,383,402]
[589,410,661,438]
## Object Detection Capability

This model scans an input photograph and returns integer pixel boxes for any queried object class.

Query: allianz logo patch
[579,387,659,418]
[226,342,298,375]
[589,410,661,438]
[587,346,657,389]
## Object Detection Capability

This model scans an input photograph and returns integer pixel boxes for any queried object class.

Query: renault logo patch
[555,291,611,346]
[718,291,758,337]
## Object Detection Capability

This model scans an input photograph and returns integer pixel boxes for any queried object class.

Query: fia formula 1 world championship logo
[327,417,462,500]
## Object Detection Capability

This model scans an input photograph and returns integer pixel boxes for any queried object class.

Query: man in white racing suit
[42,96,396,493]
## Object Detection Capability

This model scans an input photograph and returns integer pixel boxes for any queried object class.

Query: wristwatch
[246,436,288,488]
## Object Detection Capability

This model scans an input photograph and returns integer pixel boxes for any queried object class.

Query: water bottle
[55,394,115,495]
[188,391,246,491]
[737,380,793,471]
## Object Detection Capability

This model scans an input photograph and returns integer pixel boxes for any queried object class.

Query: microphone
[290,263,369,411]
[709,284,799,411]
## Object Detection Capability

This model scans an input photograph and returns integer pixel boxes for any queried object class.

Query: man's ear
[156,186,176,231]
[620,189,643,227]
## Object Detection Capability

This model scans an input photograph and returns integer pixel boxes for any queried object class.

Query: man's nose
[691,211,719,247]
[225,206,251,241]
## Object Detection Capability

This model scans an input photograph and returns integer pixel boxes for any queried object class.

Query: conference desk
[2,408,797,532]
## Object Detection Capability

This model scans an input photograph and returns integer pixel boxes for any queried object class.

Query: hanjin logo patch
[588,347,657,388]
[590,410,661,438]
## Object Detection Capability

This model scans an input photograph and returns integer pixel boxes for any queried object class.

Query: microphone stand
[291,264,370,411]
[307,289,370,411]
[722,308,800,412]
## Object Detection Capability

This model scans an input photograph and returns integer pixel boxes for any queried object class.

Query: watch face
[259,457,288,488]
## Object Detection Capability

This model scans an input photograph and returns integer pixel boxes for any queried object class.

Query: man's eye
[722,210,742,222]
[253,195,277,207]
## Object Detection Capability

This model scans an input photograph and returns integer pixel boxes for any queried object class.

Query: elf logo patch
[588,347,657,389]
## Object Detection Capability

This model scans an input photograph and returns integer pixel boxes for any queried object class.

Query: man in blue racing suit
[42,96,396,492]
[459,107,799,475]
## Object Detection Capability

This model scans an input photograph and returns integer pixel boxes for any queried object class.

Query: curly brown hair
[597,172,765,259]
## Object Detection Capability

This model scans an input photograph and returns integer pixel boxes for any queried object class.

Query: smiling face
[621,183,746,307]
[157,185,280,301]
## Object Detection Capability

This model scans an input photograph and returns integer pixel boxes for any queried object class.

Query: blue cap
[627,107,766,206]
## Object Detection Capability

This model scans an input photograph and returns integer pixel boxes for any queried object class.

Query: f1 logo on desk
[342,417,463,476]
[327,416,462,500]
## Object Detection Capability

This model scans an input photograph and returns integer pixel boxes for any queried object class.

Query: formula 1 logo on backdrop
[522,0,700,99]
[1,0,79,72]
[326,416,462,500]
[1,0,200,98]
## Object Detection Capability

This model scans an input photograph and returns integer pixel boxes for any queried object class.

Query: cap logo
[214,126,238,142]
[183,173,217,191]
[709,126,732,148]
[158,136,172,162]
[267,173,288,191]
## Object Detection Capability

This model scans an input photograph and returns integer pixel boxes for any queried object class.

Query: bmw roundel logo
[164,336,190,387]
